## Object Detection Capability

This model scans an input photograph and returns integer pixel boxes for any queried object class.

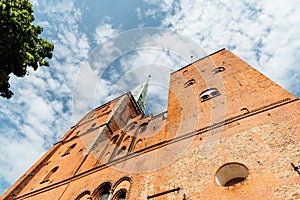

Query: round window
[215,163,248,186]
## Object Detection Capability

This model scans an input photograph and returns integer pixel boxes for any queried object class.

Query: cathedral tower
[2,49,300,200]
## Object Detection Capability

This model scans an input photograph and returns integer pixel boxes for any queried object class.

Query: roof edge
[171,48,226,75]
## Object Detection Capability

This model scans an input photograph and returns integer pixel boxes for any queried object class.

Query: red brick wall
[2,49,300,200]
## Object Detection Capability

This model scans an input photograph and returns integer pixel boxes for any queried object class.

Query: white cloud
[94,24,119,44]
[0,0,91,194]
[0,135,46,184]
[144,9,154,18]
[144,0,300,96]
[91,30,200,114]
[144,0,175,12]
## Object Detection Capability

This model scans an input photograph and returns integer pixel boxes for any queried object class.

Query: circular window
[215,163,248,187]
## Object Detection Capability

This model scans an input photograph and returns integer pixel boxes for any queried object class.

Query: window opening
[111,135,119,144]
[212,66,225,74]
[102,105,110,113]
[117,146,126,155]
[139,122,148,134]
[126,122,136,132]
[112,189,127,200]
[62,143,77,157]
[200,88,220,102]
[93,182,112,200]
[124,136,131,141]
[215,163,248,187]
[40,166,59,184]
[184,79,195,88]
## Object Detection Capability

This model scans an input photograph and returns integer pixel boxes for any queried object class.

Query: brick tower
[2,49,300,200]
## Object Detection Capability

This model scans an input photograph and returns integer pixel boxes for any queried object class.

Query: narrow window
[111,135,119,144]
[117,146,126,155]
[128,124,135,131]
[125,122,136,132]
[134,139,143,151]
[99,185,110,200]
[212,66,225,74]
[102,105,110,113]
[62,143,77,157]
[200,88,220,102]
[184,79,195,88]
[88,123,97,131]
[139,122,148,134]
[124,136,131,141]
[41,166,59,184]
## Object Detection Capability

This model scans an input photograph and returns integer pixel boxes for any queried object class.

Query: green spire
[131,75,151,114]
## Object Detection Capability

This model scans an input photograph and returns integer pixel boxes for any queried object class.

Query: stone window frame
[184,79,196,88]
[112,189,127,200]
[215,162,249,187]
[212,66,225,74]
[199,88,220,102]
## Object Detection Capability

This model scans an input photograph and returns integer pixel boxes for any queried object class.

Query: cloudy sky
[1,0,300,194]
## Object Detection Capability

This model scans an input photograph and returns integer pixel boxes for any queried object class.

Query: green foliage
[0,0,54,99]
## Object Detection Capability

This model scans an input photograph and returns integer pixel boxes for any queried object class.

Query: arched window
[112,177,131,200]
[100,191,110,200]
[112,189,127,200]
[117,146,126,155]
[62,143,77,157]
[40,166,59,184]
[111,135,119,144]
[92,182,112,200]
[199,88,220,102]
[184,79,195,87]
[139,122,148,134]
[124,136,131,141]
[75,190,91,200]
[125,122,136,132]
[212,66,225,74]
[134,139,143,151]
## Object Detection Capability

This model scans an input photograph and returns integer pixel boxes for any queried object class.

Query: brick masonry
[1,49,300,200]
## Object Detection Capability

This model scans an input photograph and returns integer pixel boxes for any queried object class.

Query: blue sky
[1,0,300,195]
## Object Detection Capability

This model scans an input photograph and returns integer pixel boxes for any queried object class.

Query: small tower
[131,75,151,114]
